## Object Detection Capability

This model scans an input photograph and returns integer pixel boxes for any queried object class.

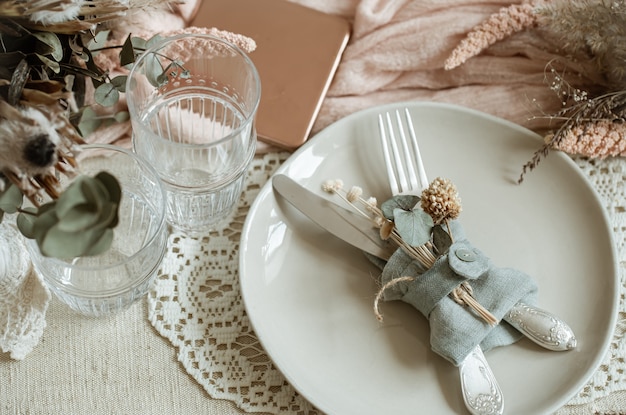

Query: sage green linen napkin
[371,221,538,366]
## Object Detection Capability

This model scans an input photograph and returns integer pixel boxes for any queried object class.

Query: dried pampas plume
[536,0,626,89]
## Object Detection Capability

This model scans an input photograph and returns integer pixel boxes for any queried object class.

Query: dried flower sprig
[444,2,538,70]
[519,65,626,182]
[322,179,498,326]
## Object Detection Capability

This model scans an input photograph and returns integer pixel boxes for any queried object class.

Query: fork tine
[378,114,399,195]
[384,112,410,194]
[394,110,421,193]
[379,109,429,195]
[403,108,429,190]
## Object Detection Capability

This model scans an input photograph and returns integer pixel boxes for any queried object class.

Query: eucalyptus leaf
[94,82,120,106]
[120,34,135,66]
[39,224,104,258]
[55,176,88,218]
[381,195,420,220]
[16,206,38,238]
[35,53,60,73]
[393,208,433,247]
[130,36,147,51]
[114,111,130,122]
[85,228,114,256]
[95,171,121,204]
[33,32,63,61]
[145,34,164,50]
[25,171,121,257]
[56,204,99,232]
[87,29,110,52]
[90,201,118,230]
[145,54,166,86]
[32,203,59,243]
[79,176,107,209]
[110,75,127,92]
[0,183,23,213]
[432,224,452,253]
[77,106,102,137]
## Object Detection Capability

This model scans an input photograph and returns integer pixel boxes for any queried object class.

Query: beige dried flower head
[420,177,462,224]
[365,196,378,212]
[321,179,343,193]
[347,186,362,203]
[548,119,626,158]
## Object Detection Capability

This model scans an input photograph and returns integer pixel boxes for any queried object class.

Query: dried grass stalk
[536,0,626,90]
[444,2,538,70]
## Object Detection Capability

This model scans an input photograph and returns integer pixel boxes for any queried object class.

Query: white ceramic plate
[240,102,618,415]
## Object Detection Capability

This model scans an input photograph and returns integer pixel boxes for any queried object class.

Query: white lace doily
[148,152,318,414]
[0,221,50,360]
[563,157,626,406]
[148,152,626,413]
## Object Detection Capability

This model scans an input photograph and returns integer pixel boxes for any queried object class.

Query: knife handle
[504,302,577,351]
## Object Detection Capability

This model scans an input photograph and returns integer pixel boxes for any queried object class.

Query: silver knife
[272,174,577,352]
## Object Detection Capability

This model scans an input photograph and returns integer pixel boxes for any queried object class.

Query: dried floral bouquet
[322,177,498,325]
[0,0,179,257]
[444,0,626,181]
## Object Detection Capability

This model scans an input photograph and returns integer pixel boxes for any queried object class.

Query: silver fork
[378,108,504,415]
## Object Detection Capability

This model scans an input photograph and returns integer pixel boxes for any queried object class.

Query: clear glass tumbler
[126,34,261,234]
[27,144,167,317]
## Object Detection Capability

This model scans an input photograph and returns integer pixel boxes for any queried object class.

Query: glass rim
[126,33,262,149]
[26,143,167,272]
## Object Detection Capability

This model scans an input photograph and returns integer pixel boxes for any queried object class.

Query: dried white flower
[365,196,378,212]
[321,179,344,193]
[347,186,362,203]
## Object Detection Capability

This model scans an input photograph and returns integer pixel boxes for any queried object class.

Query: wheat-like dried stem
[444,3,538,70]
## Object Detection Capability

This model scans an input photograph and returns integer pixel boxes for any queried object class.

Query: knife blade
[272,174,395,260]
[272,174,577,352]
